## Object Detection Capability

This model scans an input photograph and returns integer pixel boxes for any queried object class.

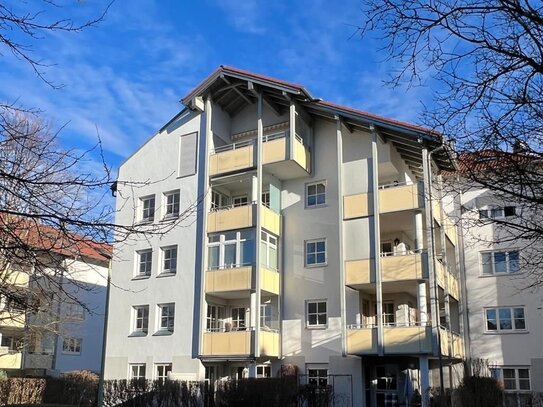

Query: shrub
[457,376,502,407]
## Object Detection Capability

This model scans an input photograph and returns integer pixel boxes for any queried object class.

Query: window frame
[484,306,527,333]
[306,300,328,329]
[307,367,329,387]
[480,250,520,276]
[206,304,225,332]
[133,305,150,335]
[478,206,517,219]
[161,245,178,275]
[158,303,175,333]
[491,367,531,392]
[231,307,247,331]
[155,363,172,382]
[232,195,249,207]
[208,230,255,270]
[129,363,146,380]
[260,231,278,271]
[136,249,153,278]
[62,337,82,355]
[164,190,180,219]
[65,302,85,320]
[305,239,327,267]
[305,181,326,208]
[140,195,156,222]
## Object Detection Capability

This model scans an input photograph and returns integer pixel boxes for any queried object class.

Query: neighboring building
[0,224,111,375]
[449,151,543,405]
[104,66,466,406]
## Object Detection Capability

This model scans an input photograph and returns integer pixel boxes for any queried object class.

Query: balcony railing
[205,264,279,295]
[201,327,280,357]
[207,202,280,235]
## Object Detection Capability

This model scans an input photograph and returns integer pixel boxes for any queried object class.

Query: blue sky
[0,0,432,172]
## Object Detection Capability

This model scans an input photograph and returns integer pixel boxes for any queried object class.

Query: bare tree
[359,0,543,285]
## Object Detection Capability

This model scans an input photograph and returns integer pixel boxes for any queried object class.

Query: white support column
[253,91,263,358]
[336,117,346,356]
[414,210,424,252]
[418,282,428,325]
[289,101,295,160]
[420,356,430,407]
[248,361,257,378]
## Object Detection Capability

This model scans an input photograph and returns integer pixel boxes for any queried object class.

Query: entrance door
[374,365,399,407]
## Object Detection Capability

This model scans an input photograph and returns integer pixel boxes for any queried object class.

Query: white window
[231,307,246,330]
[491,367,531,407]
[164,191,180,218]
[130,363,146,380]
[161,246,177,274]
[208,230,254,270]
[1,336,19,351]
[308,368,328,387]
[233,195,249,207]
[485,307,526,332]
[262,191,270,208]
[260,231,278,270]
[306,300,327,328]
[62,337,82,355]
[481,250,520,275]
[211,190,229,210]
[158,303,175,332]
[206,304,224,332]
[65,302,85,320]
[137,249,152,277]
[305,239,326,267]
[141,195,155,222]
[260,303,273,330]
[383,302,396,326]
[155,363,172,382]
[479,206,516,219]
[306,181,326,207]
[257,364,271,378]
[133,305,149,334]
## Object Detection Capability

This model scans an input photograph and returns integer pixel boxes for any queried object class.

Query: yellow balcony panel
[346,328,377,355]
[443,215,458,246]
[344,193,371,219]
[379,183,422,214]
[207,205,254,233]
[260,267,279,295]
[293,136,311,173]
[205,267,252,294]
[259,330,279,357]
[263,137,287,164]
[209,144,254,177]
[202,331,252,356]
[432,200,442,225]
[436,261,447,289]
[261,206,280,236]
[384,326,432,354]
[381,253,427,281]
[448,273,460,300]
[345,259,371,286]
[452,333,464,359]
[439,327,450,357]
[0,352,22,369]
[1,270,30,287]
[0,311,25,329]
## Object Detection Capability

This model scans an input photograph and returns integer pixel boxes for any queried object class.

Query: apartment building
[448,152,543,405]
[0,227,110,375]
[104,66,465,406]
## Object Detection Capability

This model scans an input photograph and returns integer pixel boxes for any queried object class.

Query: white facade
[104,66,465,407]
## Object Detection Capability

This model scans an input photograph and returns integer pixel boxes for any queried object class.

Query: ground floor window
[130,363,146,380]
[491,367,531,407]
[307,368,328,387]
[257,364,271,378]
[155,363,172,382]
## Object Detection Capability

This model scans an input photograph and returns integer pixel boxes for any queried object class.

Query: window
[206,304,224,332]
[158,303,175,332]
[383,303,396,326]
[161,246,177,274]
[141,195,155,222]
[260,231,278,270]
[155,363,172,382]
[306,181,326,207]
[485,307,526,332]
[211,190,228,210]
[65,302,85,320]
[308,368,328,387]
[233,195,249,207]
[130,364,146,380]
[260,303,273,329]
[133,305,149,334]
[479,206,517,219]
[305,239,326,266]
[62,337,82,354]
[137,249,152,277]
[481,250,519,275]
[208,230,254,270]
[491,367,531,394]
[262,191,270,208]
[1,336,19,351]
[257,365,271,378]
[231,307,246,330]
[306,300,327,328]
[164,191,180,218]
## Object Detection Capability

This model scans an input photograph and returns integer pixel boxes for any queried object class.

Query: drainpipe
[97,256,112,407]
[424,145,446,403]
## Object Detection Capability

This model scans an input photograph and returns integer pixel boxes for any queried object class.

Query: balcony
[345,252,428,287]
[202,330,253,356]
[435,262,460,299]
[0,311,25,329]
[346,324,432,355]
[207,203,280,235]
[344,183,423,219]
[0,351,22,369]
[259,330,280,357]
[208,133,310,179]
[205,266,279,296]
